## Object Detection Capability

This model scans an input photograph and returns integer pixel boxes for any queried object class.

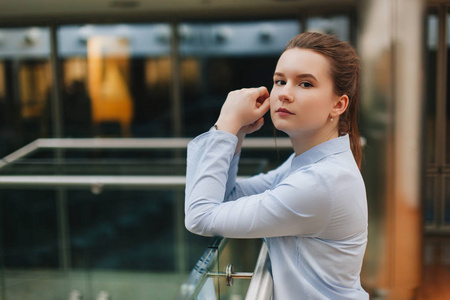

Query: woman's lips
[276,108,295,116]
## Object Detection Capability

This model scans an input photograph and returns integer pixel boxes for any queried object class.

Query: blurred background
[0,0,447,299]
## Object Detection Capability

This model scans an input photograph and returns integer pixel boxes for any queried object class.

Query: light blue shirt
[185,130,369,300]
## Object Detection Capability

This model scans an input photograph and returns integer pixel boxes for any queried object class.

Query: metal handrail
[0,137,291,167]
[245,243,273,300]
[0,138,290,188]
[0,137,278,295]
[0,175,247,189]
[0,175,185,189]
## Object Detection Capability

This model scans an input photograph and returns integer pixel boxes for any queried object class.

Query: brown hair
[284,32,362,169]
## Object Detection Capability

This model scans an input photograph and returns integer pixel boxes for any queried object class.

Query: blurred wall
[358,0,425,298]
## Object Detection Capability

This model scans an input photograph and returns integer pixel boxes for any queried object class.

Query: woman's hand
[215,87,270,136]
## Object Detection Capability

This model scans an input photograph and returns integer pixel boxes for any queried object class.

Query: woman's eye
[300,82,313,88]
[275,79,286,86]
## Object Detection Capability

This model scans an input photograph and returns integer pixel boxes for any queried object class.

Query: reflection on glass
[426,14,438,164]
[306,15,350,41]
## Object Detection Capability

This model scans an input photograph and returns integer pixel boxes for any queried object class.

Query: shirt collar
[290,134,351,171]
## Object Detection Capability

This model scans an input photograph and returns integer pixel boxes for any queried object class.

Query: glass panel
[177,238,263,299]
[0,189,188,299]
[57,24,172,138]
[0,27,52,158]
[217,238,261,299]
[0,150,267,176]
[426,13,438,164]
[306,15,350,42]
[0,190,58,269]
[424,175,437,227]
[176,237,223,299]
[0,141,266,299]
[179,20,300,138]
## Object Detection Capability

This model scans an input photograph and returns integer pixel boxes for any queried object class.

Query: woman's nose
[278,87,294,103]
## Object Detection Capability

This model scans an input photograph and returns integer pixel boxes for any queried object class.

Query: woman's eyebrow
[273,72,318,81]
[296,73,318,81]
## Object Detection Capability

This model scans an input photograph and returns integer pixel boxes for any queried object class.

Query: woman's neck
[290,126,339,156]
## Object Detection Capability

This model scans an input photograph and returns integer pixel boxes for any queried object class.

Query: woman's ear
[332,94,349,117]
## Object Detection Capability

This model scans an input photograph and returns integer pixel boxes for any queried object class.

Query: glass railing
[177,237,272,300]
[0,137,287,299]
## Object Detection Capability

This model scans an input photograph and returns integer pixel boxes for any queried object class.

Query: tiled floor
[416,236,450,300]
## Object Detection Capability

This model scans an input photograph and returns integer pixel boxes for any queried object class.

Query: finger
[256,117,265,127]
[257,86,270,99]
[244,117,264,134]
[254,87,262,97]
[252,117,265,131]
[254,86,267,99]
[256,87,270,108]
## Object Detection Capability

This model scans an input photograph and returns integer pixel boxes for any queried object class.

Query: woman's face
[270,48,338,137]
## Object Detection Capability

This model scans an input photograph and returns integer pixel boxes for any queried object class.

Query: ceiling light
[23,27,41,46]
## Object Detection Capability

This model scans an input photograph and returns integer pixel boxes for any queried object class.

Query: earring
[330,116,334,122]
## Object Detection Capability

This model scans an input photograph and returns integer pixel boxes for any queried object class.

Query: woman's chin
[272,125,290,137]
[272,120,289,133]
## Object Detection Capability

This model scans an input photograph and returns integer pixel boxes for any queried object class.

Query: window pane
[0,27,52,157]
[57,24,173,138]
[180,20,300,137]
[306,15,350,42]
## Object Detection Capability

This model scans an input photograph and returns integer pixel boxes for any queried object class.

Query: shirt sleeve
[185,131,334,238]
[225,152,293,202]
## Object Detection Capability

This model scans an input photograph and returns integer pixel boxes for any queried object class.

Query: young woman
[185,32,368,299]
